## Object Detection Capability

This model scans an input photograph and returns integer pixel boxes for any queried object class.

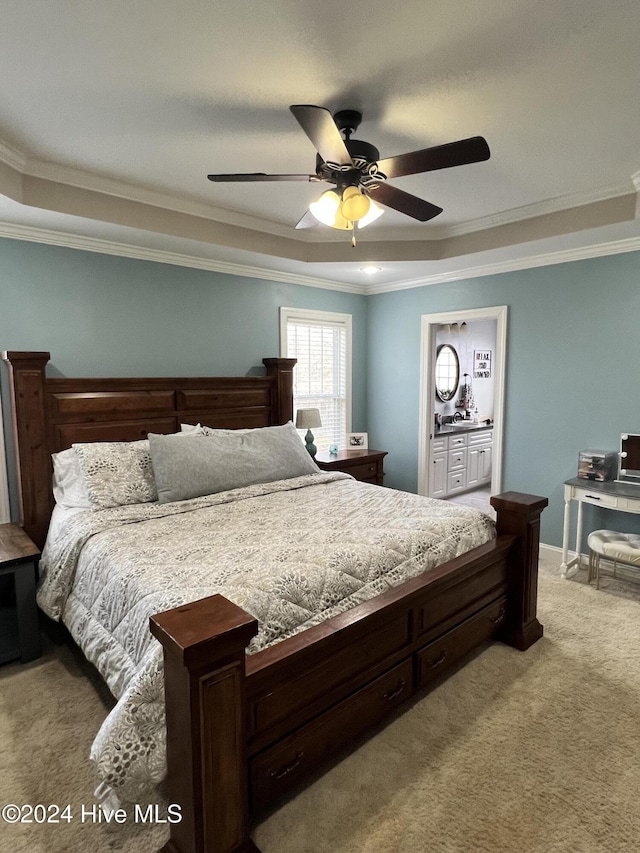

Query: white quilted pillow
[72,440,158,508]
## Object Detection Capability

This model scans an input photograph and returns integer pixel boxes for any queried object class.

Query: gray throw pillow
[149,421,319,503]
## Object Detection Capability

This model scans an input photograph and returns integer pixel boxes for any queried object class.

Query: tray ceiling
[1,0,640,291]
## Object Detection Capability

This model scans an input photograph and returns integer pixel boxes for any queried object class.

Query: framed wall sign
[473,350,492,379]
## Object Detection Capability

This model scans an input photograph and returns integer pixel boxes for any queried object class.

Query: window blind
[284,313,350,453]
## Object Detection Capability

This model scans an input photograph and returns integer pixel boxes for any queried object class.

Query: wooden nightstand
[0,523,42,664]
[315,449,387,485]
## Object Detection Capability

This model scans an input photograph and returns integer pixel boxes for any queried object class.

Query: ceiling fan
[207,105,490,241]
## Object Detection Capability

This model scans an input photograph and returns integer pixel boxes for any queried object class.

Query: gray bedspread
[38,472,495,803]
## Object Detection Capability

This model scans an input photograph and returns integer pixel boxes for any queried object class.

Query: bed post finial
[491,491,548,651]
[263,358,296,425]
[2,351,51,546]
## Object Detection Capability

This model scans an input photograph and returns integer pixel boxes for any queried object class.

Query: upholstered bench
[587,529,640,589]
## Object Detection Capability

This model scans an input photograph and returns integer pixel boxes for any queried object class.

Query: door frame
[417,305,508,498]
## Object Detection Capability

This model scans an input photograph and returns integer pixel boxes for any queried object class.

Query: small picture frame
[347,432,368,449]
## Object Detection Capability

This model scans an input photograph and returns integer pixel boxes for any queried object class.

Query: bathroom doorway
[417,306,507,514]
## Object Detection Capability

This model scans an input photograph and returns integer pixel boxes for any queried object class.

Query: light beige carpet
[1,568,639,853]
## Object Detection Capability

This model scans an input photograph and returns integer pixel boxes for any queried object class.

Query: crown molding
[2,216,639,299]
[0,220,367,295]
[365,234,640,294]
[441,181,634,238]
[358,180,635,243]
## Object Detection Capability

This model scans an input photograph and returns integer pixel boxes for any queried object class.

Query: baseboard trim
[540,541,584,563]
[540,541,640,583]
[539,541,588,573]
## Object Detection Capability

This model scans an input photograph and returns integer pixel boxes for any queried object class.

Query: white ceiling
[1,0,640,292]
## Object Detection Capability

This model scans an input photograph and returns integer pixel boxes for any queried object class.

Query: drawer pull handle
[430,650,447,668]
[490,606,507,625]
[269,751,304,780]
[383,679,407,702]
[586,495,601,501]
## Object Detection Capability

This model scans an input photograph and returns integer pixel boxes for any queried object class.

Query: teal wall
[367,250,640,549]
[3,235,640,549]
[0,238,368,515]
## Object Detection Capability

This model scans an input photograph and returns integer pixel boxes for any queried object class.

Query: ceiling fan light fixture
[309,186,383,233]
[339,186,371,222]
[355,199,384,229]
[309,189,351,229]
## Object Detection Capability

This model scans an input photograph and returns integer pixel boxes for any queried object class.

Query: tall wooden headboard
[2,352,296,549]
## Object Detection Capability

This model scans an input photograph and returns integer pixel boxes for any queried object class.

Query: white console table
[561,477,640,577]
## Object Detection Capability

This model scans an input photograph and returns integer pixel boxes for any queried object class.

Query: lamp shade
[356,199,384,228]
[309,188,384,231]
[295,408,322,430]
[309,190,351,230]
[340,186,370,221]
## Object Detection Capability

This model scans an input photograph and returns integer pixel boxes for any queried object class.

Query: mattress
[38,471,495,803]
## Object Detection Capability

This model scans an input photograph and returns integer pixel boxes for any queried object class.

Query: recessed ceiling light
[360,265,382,275]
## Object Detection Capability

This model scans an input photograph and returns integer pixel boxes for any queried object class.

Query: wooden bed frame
[3,351,547,853]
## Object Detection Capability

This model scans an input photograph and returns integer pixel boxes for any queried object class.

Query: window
[280,307,352,453]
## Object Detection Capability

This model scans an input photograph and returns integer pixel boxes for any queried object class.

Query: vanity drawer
[448,434,467,449]
[250,659,413,812]
[432,436,448,454]
[468,429,493,446]
[447,471,466,493]
[580,491,619,509]
[448,448,467,471]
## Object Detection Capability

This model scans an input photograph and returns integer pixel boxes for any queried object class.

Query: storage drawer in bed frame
[415,595,507,689]
[247,613,411,741]
[248,586,508,814]
[250,658,414,811]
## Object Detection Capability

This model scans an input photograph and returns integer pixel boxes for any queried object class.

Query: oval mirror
[435,344,460,401]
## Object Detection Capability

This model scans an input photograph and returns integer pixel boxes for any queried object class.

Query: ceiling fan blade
[207,173,316,182]
[368,183,443,221]
[289,105,353,166]
[294,209,319,230]
[376,137,490,179]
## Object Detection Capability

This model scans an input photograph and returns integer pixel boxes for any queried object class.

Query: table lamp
[295,408,322,457]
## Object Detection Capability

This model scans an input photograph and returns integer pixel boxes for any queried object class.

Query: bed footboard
[151,491,547,853]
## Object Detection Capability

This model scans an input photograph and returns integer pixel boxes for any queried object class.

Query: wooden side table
[0,523,42,664]
[315,449,387,485]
